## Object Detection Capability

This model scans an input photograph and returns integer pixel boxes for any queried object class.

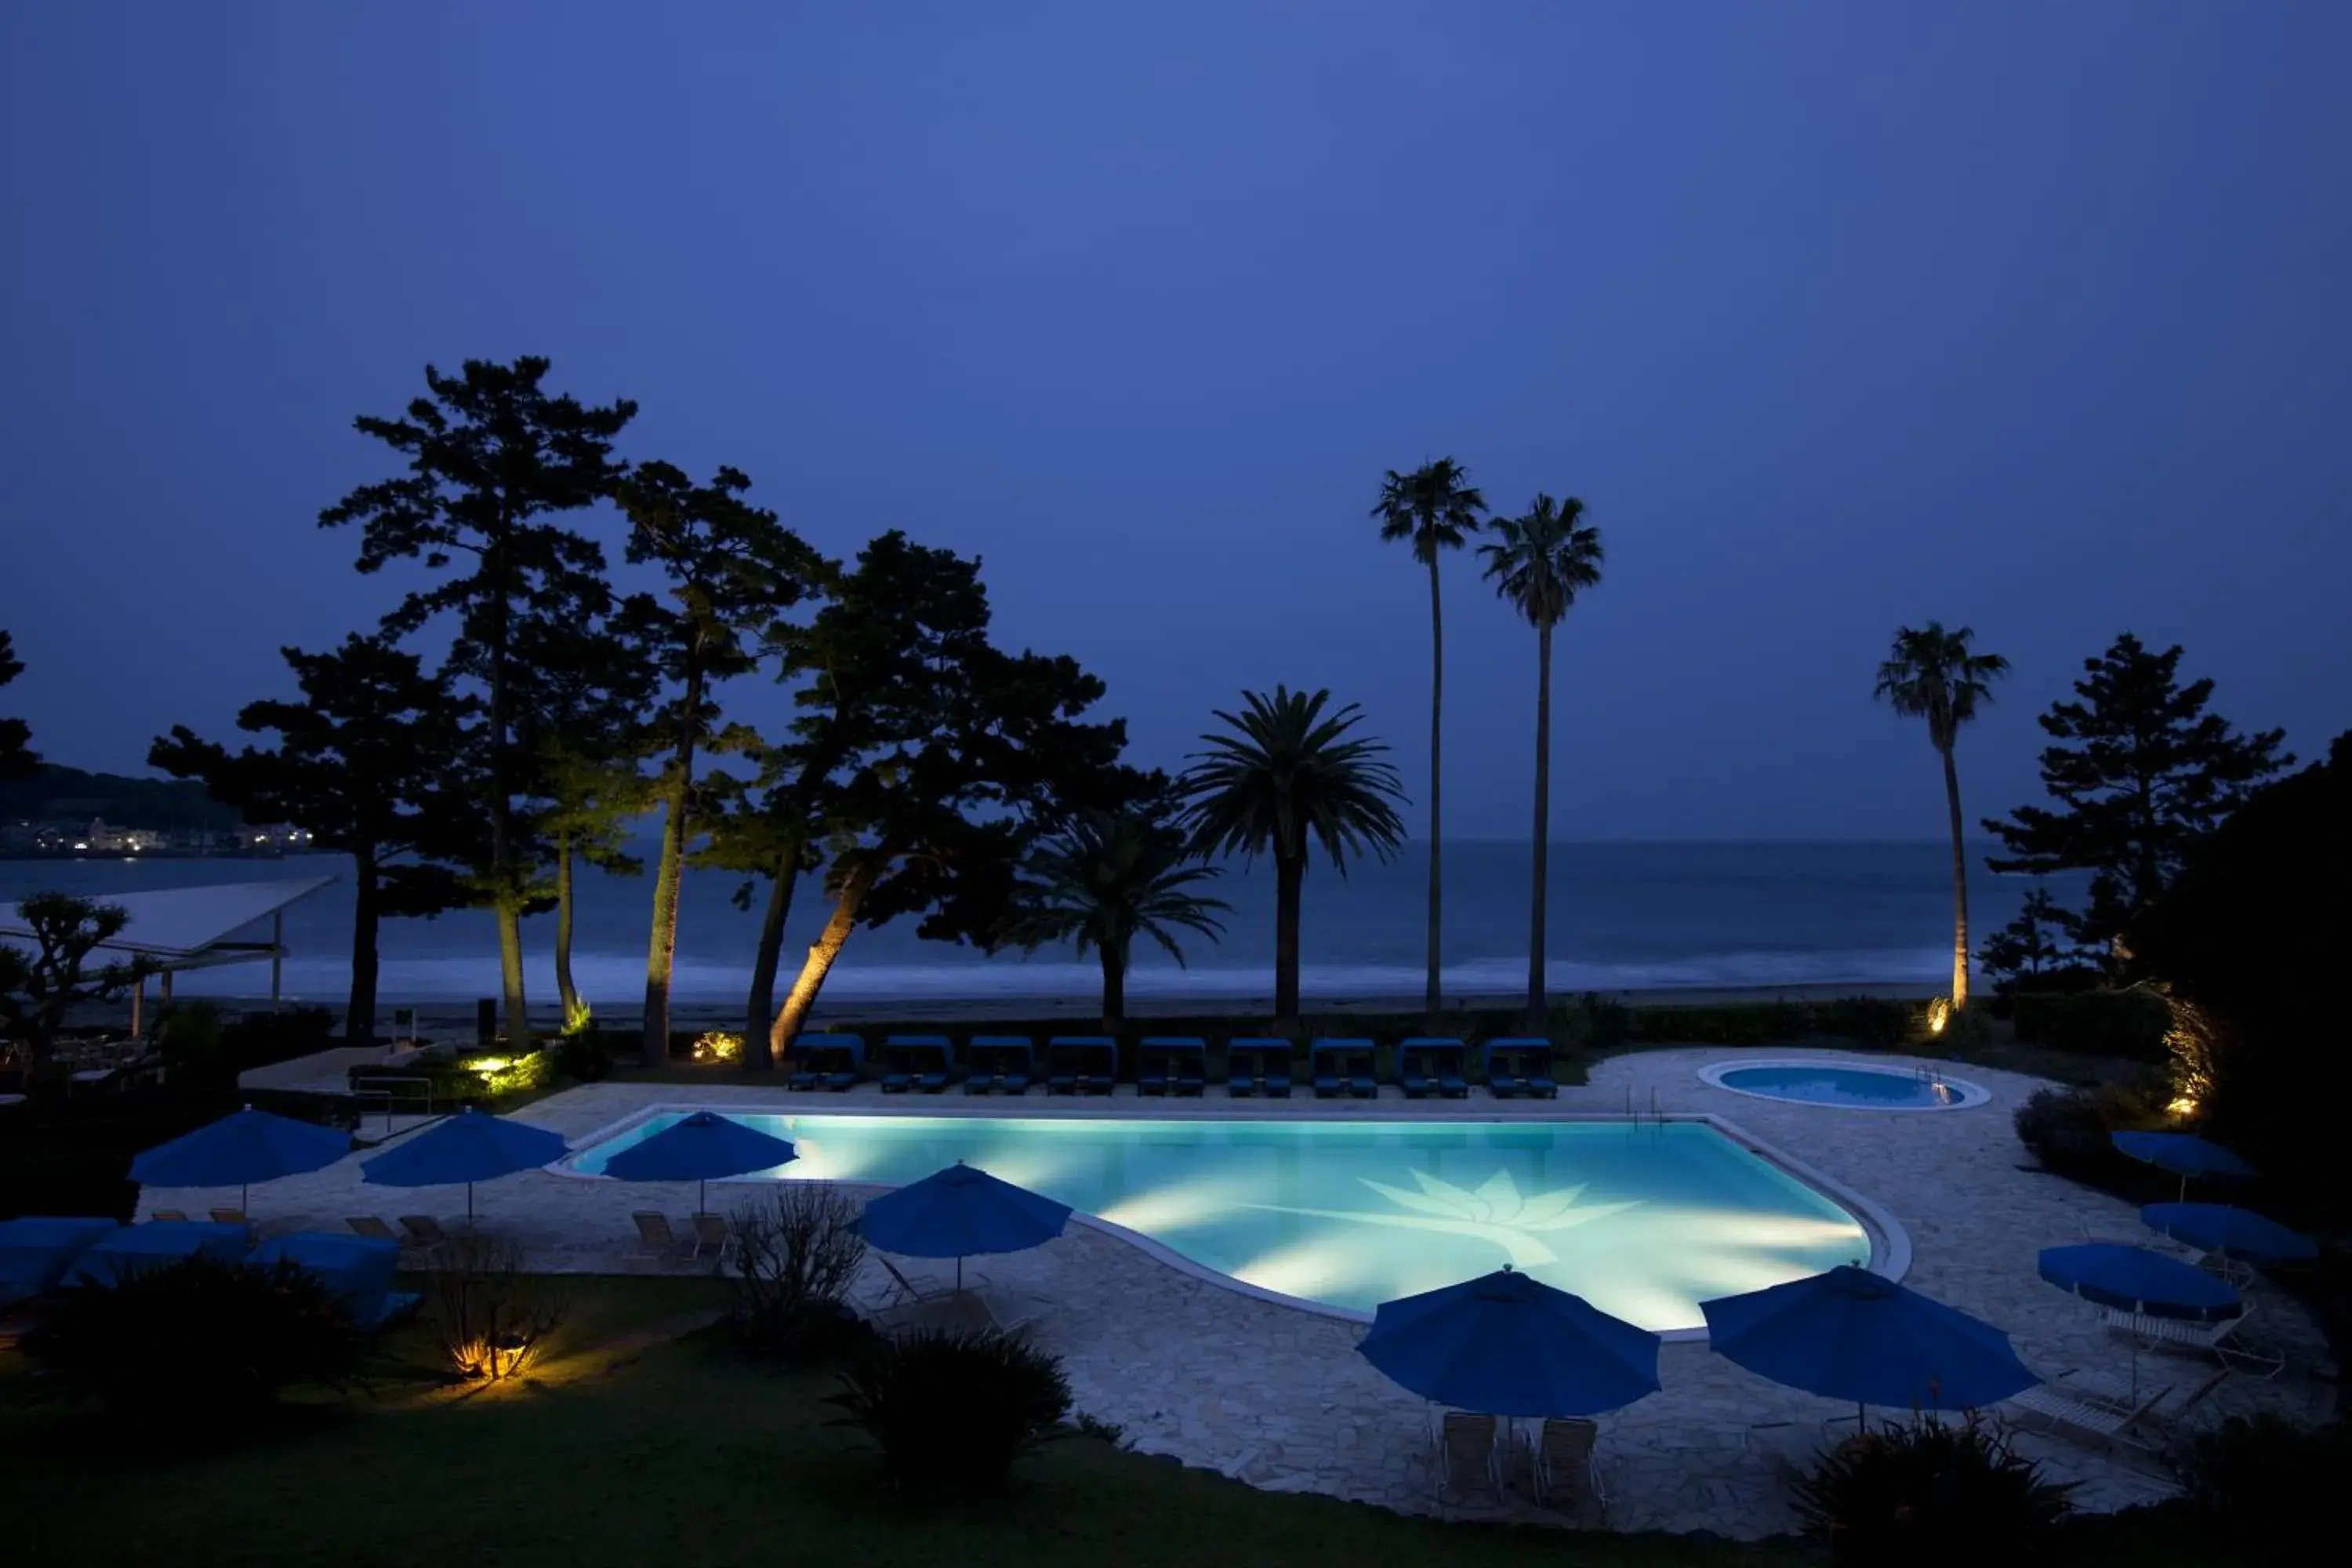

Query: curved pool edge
[1698,1058,1991,1111]
[548,1100,1911,1343]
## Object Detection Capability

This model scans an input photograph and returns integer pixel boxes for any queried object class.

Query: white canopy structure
[1,874,336,1029]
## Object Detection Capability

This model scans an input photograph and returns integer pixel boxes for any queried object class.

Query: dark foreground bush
[1628,996,1921,1048]
[2177,1414,2351,1563]
[829,1327,1073,1492]
[20,1255,367,1435]
[726,1185,873,1360]
[2013,1085,2118,1172]
[1791,1413,2075,1566]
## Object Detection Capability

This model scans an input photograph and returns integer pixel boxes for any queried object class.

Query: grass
[2,1277,2256,1568]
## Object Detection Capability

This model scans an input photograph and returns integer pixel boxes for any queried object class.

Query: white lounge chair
[1531,1416,1607,1523]
[691,1213,735,1266]
[873,1254,986,1306]
[631,1211,688,1261]
[2101,1302,2284,1377]
[2005,1380,2173,1454]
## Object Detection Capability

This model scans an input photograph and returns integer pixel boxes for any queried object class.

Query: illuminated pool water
[569,1112,1875,1331]
[1701,1060,1989,1111]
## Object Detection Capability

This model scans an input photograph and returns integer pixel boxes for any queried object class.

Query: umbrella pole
[467,1183,476,1227]
[241,1182,249,1214]
[957,1255,965,1294]
[699,1178,707,1217]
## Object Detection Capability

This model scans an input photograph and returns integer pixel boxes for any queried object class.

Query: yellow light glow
[1925,997,1952,1036]
[691,1031,744,1065]
[2168,1096,2199,1118]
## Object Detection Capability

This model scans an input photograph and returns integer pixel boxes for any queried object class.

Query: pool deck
[142,1046,2334,1537]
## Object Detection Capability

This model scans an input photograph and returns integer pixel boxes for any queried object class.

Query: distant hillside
[0,764,245,829]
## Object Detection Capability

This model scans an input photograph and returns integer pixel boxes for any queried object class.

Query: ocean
[0,840,2082,1010]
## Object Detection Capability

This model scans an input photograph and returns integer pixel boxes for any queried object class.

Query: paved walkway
[143,1047,2333,1537]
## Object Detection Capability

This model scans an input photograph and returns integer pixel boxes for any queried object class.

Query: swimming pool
[1700,1060,1989,1111]
[569,1111,1878,1331]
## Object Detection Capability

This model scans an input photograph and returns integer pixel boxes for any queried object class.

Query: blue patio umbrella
[2139,1203,2317,1268]
[855,1161,1071,1290]
[1357,1267,1662,1419]
[601,1112,797,1214]
[2038,1242,2241,1398]
[2111,1131,2256,1200]
[1701,1265,2037,1422]
[361,1108,569,1221]
[129,1105,353,1212]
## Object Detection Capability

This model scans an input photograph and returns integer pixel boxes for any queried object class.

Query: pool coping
[1697,1058,1991,1111]
[549,1098,1910,1343]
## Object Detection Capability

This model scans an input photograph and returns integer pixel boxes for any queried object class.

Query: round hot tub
[1700,1058,1989,1111]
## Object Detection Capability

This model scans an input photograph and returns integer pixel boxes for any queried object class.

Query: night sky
[4,3,2346,840]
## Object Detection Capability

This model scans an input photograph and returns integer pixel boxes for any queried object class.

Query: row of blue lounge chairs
[782,1033,1562,1100]
[0,1215,419,1330]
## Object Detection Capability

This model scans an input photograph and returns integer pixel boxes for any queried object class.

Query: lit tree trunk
[487,583,528,1044]
[494,906,527,1045]
[1098,940,1126,1034]
[1941,743,1971,1009]
[554,833,583,1033]
[1526,620,1553,1032]
[1424,552,1445,1031]
[768,862,873,1062]
[641,662,704,1067]
[347,852,380,1048]
[742,839,804,1069]
[1273,850,1305,1031]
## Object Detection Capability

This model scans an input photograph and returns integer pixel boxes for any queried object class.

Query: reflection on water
[572,1115,1870,1330]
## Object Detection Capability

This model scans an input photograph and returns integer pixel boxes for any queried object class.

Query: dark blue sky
[4,2,2346,839]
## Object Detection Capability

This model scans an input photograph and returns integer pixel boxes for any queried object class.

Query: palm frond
[1176,685,1408,873]
[1874,622,2010,749]
[1371,458,1488,564]
[1479,493,1603,627]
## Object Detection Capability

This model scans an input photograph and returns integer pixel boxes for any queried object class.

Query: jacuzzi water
[1708,1062,1983,1110]
[569,1112,1872,1330]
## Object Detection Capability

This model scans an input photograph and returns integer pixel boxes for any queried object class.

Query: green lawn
[3,1279,2251,1568]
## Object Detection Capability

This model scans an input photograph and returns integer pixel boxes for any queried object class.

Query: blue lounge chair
[62,1221,249,1287]
[1483,1039,1523,1098]
[1486,1036,1556,1098]
[250,1232,420,1333]
[965,1036,1033,1094]
[1141,1036,1206,1097]
[1048,1036,1119,1094]
[882,1034,953,1094]
[1225,1038,1282,1097]
[1321,1038,1377,1098]
[789,1033,862,1092]
[1399,1037,1470,1098]
[1308,1040,1354,1099]
[0,1217,120,1308]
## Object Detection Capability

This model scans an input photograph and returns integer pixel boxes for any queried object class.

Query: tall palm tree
[996,802,1230,1033]
[1179,686,1407,1030]
[1372,459,1487,1029]
[1480,494,1605,1029]
[1874,622,2009,1010]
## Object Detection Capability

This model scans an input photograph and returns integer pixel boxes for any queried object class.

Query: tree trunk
[642,666,704,1067]
[1425,552,1445,1030]
[487,593,527,1044]
[1099,941,1126,1034]
[1941,743,1971,1009]
[769,863,873,1062]
[1273,850,1305,1030]
[1526,621,1553,1032]
[742,839,804,1069]
[347,853,380,1048]
[554,833,583,1032]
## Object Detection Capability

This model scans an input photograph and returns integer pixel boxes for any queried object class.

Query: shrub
[829,1327,1073,1492]
[552,1031,615,1084]
[425,1234,568,1381]
[725,1185,873,1360]
[691,1031,744,1065]
[1791,1413,2075,1566]
[19,1254,368,1434]
[2013,1085,2114,1171]
[1627,996,1917,1048]
[2009,989,2170,1059]
[2176,1414,2350,1563]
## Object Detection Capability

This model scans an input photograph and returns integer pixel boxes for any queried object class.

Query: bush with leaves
[2013,1086,2115,1170]
[2176,1414,2348,1563]
[552,1029,615,1083]
[829,1327,1073,1492]
[2009,989,2171,1059]
[426,1234,568,1381]
[1791,1413,2075,1566]
[724,1185,872,1359]
[20,1255,368,1435]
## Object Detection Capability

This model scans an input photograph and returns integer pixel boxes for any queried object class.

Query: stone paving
[143,1047,2335,1537]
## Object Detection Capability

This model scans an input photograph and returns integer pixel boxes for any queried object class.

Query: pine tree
[1984,634,2290,946]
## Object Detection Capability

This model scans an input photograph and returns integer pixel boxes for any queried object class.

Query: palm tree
[1372,459,1486,1029]
[1479,495,1605,1029]
[1178,687,1407,1030]
[996,802,1230,1033]
[1874,623,2010,1010]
